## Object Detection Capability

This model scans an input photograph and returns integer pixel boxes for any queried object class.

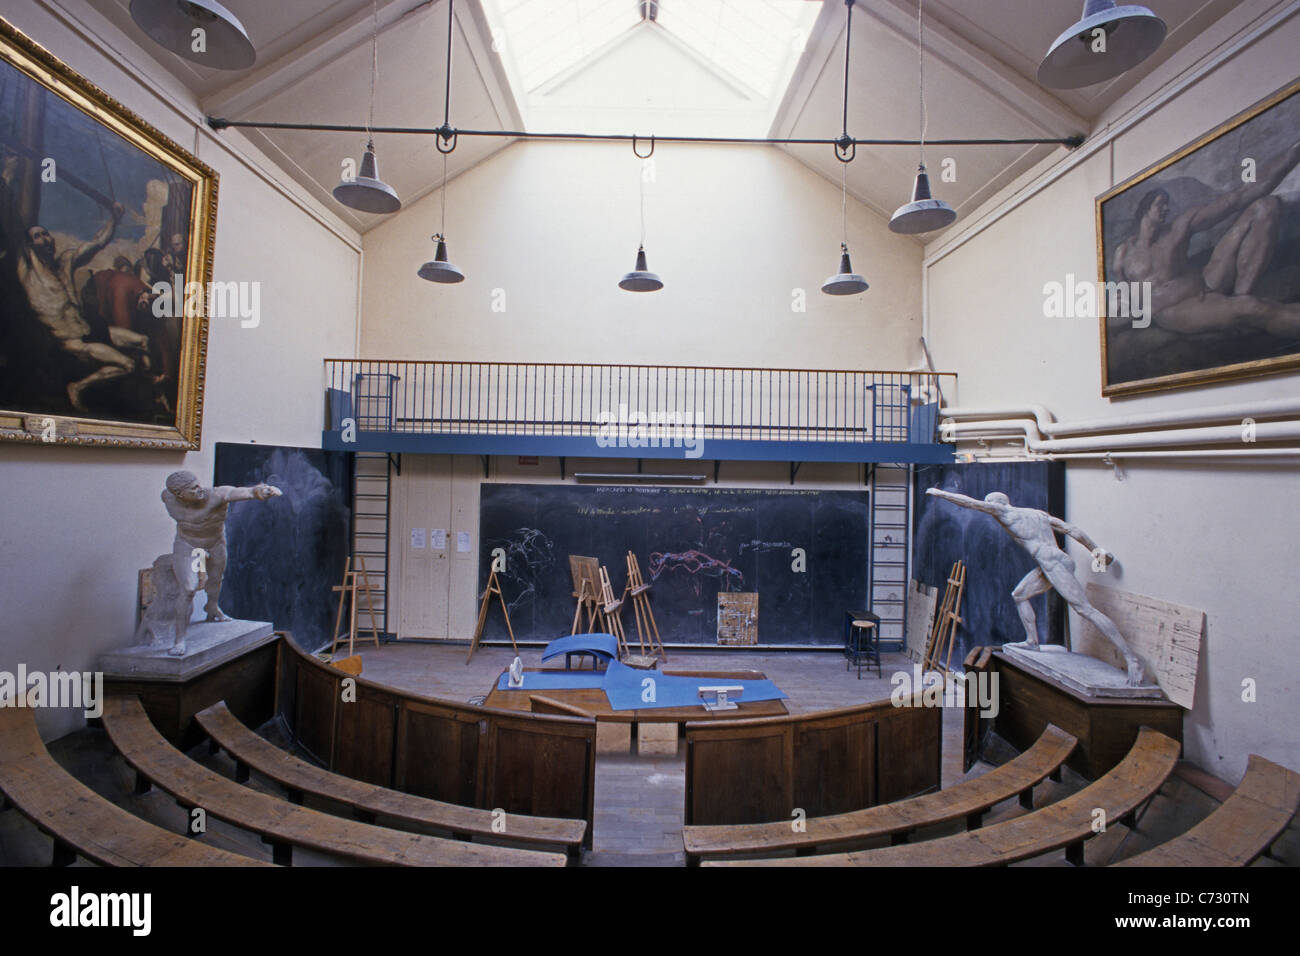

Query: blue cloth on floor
[540,633,619,664]
[601,660,787,711]
[495,670,608,691]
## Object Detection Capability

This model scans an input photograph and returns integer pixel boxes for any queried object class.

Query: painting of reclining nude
[0,20,216,449]
[1097,77,1300,396]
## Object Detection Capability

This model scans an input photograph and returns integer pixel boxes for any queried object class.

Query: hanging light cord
[840,160,848,250]
[840,0,852,144]
[918,0,928,169]
[367,0,378,147]
[639,165,647,249]
[436,149,448,240]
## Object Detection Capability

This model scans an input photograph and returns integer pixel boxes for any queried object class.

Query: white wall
[359,137,922,370]
[359,55,926,644]
[923,1,1300,782]
[0,1,362,739]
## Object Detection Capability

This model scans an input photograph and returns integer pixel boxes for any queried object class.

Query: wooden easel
[467,568,516,663]
[568,555,601,634]
[622,551,666,663]
[330,556,382,659]
[597,565,629,659]
[923,560,966,676]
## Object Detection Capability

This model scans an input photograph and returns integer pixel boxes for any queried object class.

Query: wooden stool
[847,619,880,679]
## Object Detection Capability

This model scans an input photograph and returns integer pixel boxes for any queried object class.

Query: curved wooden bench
[103,696,564,867]
[706,726,1180,867]
[684,724,1077,862]
[196,701,585,860]
[1115,754,1300,867]
[0,702,269,867]
[278,633,596,846]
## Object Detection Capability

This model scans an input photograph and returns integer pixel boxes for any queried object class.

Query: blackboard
[478,484,869,646]
[214,443,354,652]
[913,461,1066,664]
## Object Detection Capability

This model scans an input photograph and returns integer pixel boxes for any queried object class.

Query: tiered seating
[277,633,596,844]
[1115,754,1300,866]
[103,696,565,867]
[196,701,585,860]
[705,727,1180,866]
[684,724,1077,863]
[0,701,268,867]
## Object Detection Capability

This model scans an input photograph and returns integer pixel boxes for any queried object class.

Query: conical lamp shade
[334,144,401,214]
[618,246,663,292]
[1038,1,1166,90]
[418,237,465,283]
[821,245,868,296]
[889,167,957,234]
[130,0,256,70]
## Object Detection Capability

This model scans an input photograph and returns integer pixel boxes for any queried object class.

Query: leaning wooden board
[1073,584,1204,710]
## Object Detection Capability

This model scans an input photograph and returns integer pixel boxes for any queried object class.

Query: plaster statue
[138,470,281,656]
[925,488,1145,686]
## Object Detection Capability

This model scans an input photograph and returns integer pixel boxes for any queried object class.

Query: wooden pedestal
[103,638,278,751]
[968,650,1183,779]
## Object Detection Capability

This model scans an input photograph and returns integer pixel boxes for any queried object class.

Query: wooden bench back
[684,692,941,826]
[277,633,596,844]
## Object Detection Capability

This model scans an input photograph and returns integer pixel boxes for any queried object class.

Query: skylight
[482,0,823,134]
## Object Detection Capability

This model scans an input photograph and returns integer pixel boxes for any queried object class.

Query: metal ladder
[868,463,911,651]
[351,452,394,637]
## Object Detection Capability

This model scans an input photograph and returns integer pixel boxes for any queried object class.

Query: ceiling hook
[435,126,458,154]
[632,134,655,159]
[834,137,856,163]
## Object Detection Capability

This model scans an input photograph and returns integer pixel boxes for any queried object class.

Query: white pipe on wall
[940,397,1300,439]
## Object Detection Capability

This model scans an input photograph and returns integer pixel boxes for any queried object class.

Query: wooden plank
[706,728,1180,867]
[197,701,585,851]
[717,592,759,645]
[1116,754,1300,867]
[1075,584,1204,710]
[103,696,565,867]
[683,724,1077,861]
[0,703,270,868]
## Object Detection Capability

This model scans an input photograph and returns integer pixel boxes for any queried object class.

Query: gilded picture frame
[0,17,216,449]
[1096,77,1300,397]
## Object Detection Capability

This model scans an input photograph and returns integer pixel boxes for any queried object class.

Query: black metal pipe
[205,117,1084,149]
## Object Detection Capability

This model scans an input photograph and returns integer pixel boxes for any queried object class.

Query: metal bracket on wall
[387,453,401,475]
[713,460,721,484]
[481,455,490,479]
[790,462,802,485]
[560,456,567,481]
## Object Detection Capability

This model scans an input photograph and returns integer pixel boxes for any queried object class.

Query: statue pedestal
[99,620,280,751]
[99,619,275,683]
[1000,643,1163,700]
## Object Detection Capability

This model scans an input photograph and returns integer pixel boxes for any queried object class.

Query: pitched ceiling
[86,0,1244,234]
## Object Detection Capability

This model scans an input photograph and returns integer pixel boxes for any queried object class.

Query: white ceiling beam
[201,0,436,120]
[867,0,1087,137]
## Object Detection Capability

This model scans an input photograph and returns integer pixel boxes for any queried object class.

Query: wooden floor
[2,641,1296,866]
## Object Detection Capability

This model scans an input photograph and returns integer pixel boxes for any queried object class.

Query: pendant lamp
[129,0,256,70]
[618,156,662,292]
[822,1,868,296]
[890,0,956,235]
[418,150,465,283]
[1038,1,1167,90]
[333,0,401,214]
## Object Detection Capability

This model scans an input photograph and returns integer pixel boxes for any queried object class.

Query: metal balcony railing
[325,360,955,447]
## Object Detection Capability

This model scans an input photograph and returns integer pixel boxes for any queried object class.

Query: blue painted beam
[320,430,955,465]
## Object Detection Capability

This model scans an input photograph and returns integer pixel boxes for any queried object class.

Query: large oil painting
[0,19,216,449]
[1097,78,1300,396]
